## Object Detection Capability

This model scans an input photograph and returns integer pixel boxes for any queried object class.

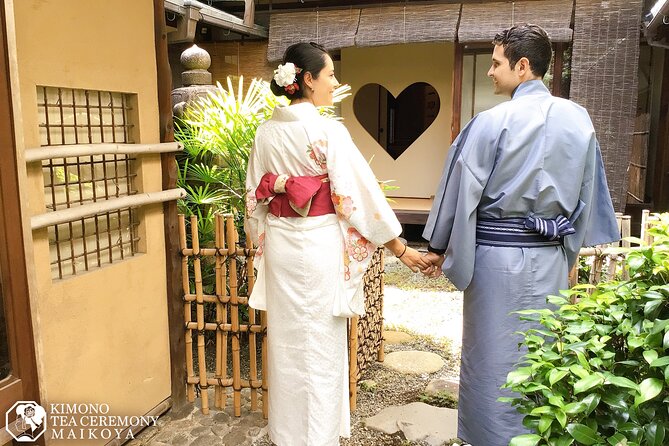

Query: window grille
[37,86,140,279]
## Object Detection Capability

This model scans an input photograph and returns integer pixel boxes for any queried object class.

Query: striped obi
[476,215,576,247]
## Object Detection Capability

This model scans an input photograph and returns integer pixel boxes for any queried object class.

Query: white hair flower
[273,62,301,88]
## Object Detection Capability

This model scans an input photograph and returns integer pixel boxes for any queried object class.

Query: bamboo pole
[215,214,224,409]
[179,215,196,402]
[246,231,259,412]
[24,142,183,162]
[641,209,650,245]
[349,316,359,411]
[377,249,385,363]
[31,188,186,230]
[192,215,209,414]
[226,215,242,416]
[261,307,268,419]
[220,215,229,410]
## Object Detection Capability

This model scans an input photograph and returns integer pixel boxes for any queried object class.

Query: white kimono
[245,102,401,446]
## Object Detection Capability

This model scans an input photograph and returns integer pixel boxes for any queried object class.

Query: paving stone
[365,402,458,445]
[383,330,413,344]
[425,378,460,399]
[213,412,231,424]
[190,425,212,436]
[172,433,190,446]
[189,434,219,446]
[198,416,214,426]
[384,350,445,374]
[211,423,232,437]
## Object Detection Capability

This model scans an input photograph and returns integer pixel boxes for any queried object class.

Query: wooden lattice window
[37,86,140,279]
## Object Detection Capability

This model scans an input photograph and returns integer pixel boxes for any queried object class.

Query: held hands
[396,245,431,273]
[421,252,445,278]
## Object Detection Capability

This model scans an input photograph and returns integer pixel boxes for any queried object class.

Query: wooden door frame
[653,52,669,211]
[0,0,42,437]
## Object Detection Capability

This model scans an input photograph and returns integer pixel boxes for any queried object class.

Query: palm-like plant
[176,76,351,243]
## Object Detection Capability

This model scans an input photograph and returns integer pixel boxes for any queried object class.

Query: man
[422,24,620,446]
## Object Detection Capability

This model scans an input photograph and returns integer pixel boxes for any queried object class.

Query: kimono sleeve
[422,113,498,290]
[326,122,401,247]
[244,138,268,250]
[563,139,620,268]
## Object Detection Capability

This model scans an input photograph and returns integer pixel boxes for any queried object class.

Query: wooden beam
[653,52,669,211]
[0,1,43,441]
[243,0,255,27]
[451,42,464,142]
[31,189,186,230]
[24,142,182,162]
[552,42,564,97]
[155,0,188,413]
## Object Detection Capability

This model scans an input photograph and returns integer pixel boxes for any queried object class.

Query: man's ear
[517,57,531,77]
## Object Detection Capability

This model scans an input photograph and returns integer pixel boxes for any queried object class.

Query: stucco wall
[11,1,170,443]
[341,43,454,198]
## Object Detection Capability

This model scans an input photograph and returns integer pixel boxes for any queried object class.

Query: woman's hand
[398,246,431,273]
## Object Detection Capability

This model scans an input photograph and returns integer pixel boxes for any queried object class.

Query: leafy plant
[502,213,669,446]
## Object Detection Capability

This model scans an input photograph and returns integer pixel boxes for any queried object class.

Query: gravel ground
[252,254,465,446]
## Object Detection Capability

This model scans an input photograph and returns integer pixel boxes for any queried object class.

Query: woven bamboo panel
[355,247,385,381]
[569,0,643,212]
[355,4,460,48]
[180,213,385,415]
[267,9,361,62]
[202,41,275,84]
[458,0,573,43]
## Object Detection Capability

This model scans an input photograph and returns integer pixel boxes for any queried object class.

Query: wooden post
[243,0,256,27]
[245,231,259,411]
[450,42,464,142]
[348,317,359,411]
[214,214,224,409]
[154,0,187,411]
[377,250,385,363]
[192,216,210,414]
[179,216,196,402]
[226,216,243,417]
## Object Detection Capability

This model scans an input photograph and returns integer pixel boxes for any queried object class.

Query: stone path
[128,327,463,445]
[125,388,267,446]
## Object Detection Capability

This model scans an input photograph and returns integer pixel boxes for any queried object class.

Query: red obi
[255,173,336,218]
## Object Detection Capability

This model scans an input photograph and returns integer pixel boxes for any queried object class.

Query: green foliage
[418,390,458,409]
[502,214,669,446]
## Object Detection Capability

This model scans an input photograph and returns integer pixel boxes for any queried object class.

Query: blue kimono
[423,80,619,446]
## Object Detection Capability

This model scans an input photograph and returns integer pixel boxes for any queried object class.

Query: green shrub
[502,213,669,446]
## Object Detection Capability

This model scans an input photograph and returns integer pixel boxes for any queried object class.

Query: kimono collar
[271,102,320,122]
[512,79,550,99]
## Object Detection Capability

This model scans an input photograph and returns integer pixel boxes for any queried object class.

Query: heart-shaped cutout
[353,82,440,160]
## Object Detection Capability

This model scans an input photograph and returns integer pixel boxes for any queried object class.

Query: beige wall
[11,1,170,443]
[341,43,454,198]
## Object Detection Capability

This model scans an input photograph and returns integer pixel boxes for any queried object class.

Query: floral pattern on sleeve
[346,227,373,263]
[307,140,328,170]
[246,189,258,217]
[255,232,265,259]
[331,193,356,220]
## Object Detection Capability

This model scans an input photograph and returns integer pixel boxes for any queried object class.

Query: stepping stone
[383,330,413,344]
[365,402,458,446]
[384,350,444,374]
[425,378,460,399]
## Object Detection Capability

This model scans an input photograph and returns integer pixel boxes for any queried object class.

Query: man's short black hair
[493,24,552,78]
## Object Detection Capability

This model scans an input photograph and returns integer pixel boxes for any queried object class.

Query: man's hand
[421,252,445,278]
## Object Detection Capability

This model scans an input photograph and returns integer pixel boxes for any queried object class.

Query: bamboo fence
[179,213,385,416]
[568,210,660,288]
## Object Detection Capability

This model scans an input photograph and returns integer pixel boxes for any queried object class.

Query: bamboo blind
[569,0,643,211]
[179,214,386,416]
[267,9,360,62]
[355,4,460,48]
[458,0,574,43]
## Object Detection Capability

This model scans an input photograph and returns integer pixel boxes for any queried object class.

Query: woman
[245,42,428,446]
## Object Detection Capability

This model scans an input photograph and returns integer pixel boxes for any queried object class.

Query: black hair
[270,42,330,100]
[492,24,552,78]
